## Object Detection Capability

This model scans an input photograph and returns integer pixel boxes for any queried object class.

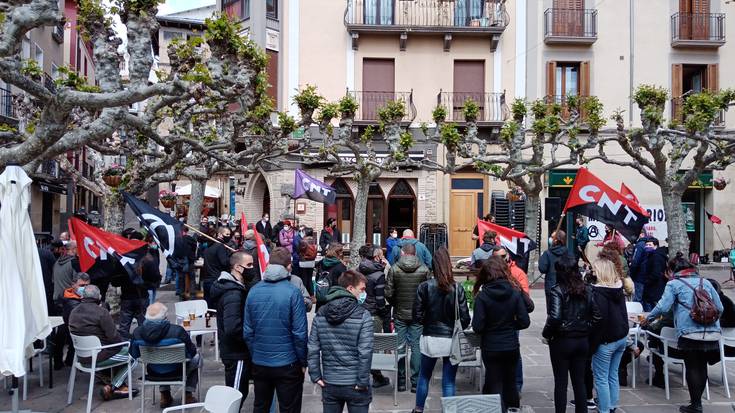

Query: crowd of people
[34,210,735,413]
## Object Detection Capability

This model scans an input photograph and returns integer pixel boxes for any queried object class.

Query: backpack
[301,242,317,261]
[315,266,332,304]
[678,278,719,326]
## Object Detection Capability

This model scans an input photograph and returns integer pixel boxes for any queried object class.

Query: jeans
[300,267,314,296]
[252,363,304,413]
[415,355,458,410]
[394,319,422,388]
[117,298,148,339]
[148,289,157,305]
[482,349,521,410]
[321,384,372,413]
[549,336,588,413]
[633,281,644,303]
[159,354,201,393]
[592,337,627,412]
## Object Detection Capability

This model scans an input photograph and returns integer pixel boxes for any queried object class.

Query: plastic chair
[371,333,406,406]
[22,339,46,400]
[162,385,242,413]
[719,327,734,398]
[441,394,502,413]
[67,334,133,413]
[138,343,200,413]
[626,301,644,388]
[174,300,219,360]
[644,327,710,400]
[458,331,484,392]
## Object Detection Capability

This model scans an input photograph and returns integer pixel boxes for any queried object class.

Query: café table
[178,317,219,361]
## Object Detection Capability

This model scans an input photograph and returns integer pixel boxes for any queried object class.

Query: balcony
[347,90,417,125]
[344,0,509,51]
[671,95,725,128]
[671,13,725,48]
[545,95,591,122]
[0,87,17,122]
[544,8,597,45]
[437,91,507,124]
[52,22,64,43]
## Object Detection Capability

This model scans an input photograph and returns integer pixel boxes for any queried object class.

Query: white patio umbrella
[175,183,222,198]
[0,166,51,380]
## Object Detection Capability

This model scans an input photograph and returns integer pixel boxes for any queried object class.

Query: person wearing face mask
[210,252,257,408]
[386,228,399,255]
[256,213,273,242]
[308,270,374,413]
[641,237,669,312]
[279,220,296,254]
[202,227,235,309]
[320,218,342,253]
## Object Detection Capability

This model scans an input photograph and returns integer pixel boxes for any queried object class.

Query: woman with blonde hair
[589,258,629,413]
[597,243,635,298]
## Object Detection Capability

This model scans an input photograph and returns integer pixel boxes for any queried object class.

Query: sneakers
[679,402,703,413]
[570,399,597,410]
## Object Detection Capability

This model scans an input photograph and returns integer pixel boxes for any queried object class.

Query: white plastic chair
[22,340,46,400]
[626,301,644,388]
[175,300,219,360]
[67,334,133,413]
[441,394,502,413]
[138,343,199,413]
[162,385,242,413]
[458,331,484,392]
[644,326,710,400]
[718,327,734,398]
[371,333,407,406]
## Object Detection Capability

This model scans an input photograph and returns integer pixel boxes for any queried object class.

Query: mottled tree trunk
[662,189,689,257]
[349,178,370,267]
[524,194,541,278]
[187,177,206,226]
[103,191,125,234]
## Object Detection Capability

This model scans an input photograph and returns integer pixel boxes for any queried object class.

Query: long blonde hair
[592,258,620,287]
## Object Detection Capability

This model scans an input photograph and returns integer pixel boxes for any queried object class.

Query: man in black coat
[642,238,668,312]
[255,213,273,242]
[202,227,234,308]
[319,218,342,253]
[209,252,257,406]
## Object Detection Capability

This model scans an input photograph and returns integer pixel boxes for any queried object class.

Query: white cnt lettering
[119,256,136,267]
[579,185,600,202]
[622,205,638,225]
[83,237,97,259]
[597,192,622,215]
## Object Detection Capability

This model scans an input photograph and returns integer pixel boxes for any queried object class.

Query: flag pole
[184,223,237,252]
[554,213,565,233]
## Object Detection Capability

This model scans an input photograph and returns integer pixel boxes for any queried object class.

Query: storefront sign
[38,182,67,195]
[548,170,577,187]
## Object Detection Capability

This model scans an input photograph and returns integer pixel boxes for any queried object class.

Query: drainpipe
[629,0,634,128]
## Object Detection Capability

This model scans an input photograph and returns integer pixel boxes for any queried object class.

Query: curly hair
[597,242,625,280]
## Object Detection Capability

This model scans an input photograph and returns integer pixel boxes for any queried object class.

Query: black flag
[122,192,183,258]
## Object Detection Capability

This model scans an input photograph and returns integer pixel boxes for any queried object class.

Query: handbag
[449,283,476,365]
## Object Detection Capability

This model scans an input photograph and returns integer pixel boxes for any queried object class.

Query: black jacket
[472,280,530,351]
[358,258,387,318]
[413,279,470,338]
[643,248,668,303]
[209,272,251,361]
[539,245,571,291]
[183,235,198,265]
[111,250,158,300]
[38,247,56,314]
[542,284,601,340]
[241,240,261,281]
[202,242,232,281]
[590,285,628,352]
[130,319,198,375]
[255,220,273,241]
[315,258,348,300]
[319,227,342,253]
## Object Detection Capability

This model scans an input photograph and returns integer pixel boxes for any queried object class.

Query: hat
[284,220,292,226]
[269,247,292,267]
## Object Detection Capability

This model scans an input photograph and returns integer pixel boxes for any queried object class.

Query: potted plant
[101,164,125,187]
[714,177,728,191]
[159,189,178,208]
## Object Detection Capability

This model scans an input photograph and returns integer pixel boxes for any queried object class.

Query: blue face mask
[358,292,367,305]
[644,246,655,252]
[76,287,85,296]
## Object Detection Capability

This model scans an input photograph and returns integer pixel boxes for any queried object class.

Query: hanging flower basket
[102,164,125,187]
[714,177,728,191]
[103,175,122,187]
[159,189,178,208]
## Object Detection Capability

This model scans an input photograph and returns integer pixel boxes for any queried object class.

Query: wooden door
[680,0,710,40]
[362,58,395,120]
[672,64,684,121]
[449,192,477,256]
[553,0,584,36]
[453,60,485,120]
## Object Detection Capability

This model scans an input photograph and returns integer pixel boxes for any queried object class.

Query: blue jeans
[322,384,371,413]
[415,355,458,409]
[395,320,422,388]
[592,337,627,412]
[633,281,644,303]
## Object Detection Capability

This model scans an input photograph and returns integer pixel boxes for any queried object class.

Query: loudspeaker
[545,197,562,221]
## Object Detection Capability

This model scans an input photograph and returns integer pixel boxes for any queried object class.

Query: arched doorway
[388,179,416,235]
[247,173,271,219]
[367,182,386,246]
[325,178,353,243]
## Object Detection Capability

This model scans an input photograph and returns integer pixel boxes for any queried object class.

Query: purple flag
[293,169,336,204]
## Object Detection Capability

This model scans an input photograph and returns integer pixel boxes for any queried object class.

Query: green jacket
[385,255,430,322]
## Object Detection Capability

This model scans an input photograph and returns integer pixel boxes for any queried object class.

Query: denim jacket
[647,272,723,338]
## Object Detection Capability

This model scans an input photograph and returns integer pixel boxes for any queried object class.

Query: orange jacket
[509,262,529,294]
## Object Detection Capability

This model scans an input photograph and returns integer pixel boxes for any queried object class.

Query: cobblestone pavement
[5,265,735,412]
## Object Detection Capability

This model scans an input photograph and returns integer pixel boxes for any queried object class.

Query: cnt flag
[293,169,336,205]
[620,183,641,205]
[68,217,149,284]
[477,219,537,259]
[122,192,183,258]
[706,210,722,225]
[564,168,650,241]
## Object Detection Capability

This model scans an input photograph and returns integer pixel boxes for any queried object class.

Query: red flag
[254,229,270,278]
[241,212,248,236]
[477,219,536,257]
[706,211,722,225]
[564,168,650,240]
[620,183,640,205]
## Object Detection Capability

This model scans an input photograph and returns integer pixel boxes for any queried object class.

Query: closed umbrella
[0,165,51,378]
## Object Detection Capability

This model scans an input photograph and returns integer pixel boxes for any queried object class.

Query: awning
[175,184,221,199]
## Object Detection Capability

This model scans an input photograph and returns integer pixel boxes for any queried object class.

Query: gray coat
[52,255,77,301]
[307,287,373,387]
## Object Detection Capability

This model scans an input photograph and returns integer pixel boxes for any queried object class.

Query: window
[162,30,183,41]
[546,60,590,101]
[555,62,579,99]
[455,0,484,26]
[671,63,718,122]
[51,63,59,79]
[34,43,43,69]
[363,0,394,25]
[266,0,278,18]
[21,39,30,59]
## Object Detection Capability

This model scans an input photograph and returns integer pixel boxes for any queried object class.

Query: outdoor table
[178,317,218,361]
[47,316,64,389]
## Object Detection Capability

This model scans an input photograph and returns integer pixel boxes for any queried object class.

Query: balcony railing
[544,8,597,45]
[671,12,725,48]
[347,90,416,123]
[0,87,16,120]
[52,22,64,43]
[43,73,56,94]
[671,95,725,127]
[544,95,592,122]
[345,0,508,50]
[437,91,507,123]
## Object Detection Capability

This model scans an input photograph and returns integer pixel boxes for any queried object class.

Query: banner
[620,183,640,205]
[241,212,248,237]
[254,227,270,278]
[293,169,336,204]
[68,217,148,283]
[477,219,537,258]
[122,192,183,259]
[564,168,650,241]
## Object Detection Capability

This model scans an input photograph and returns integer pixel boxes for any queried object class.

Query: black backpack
[315,266,332,304]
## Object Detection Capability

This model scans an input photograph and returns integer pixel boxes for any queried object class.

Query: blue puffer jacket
[647,271,724,338]
[388,237,433,269]
[243,264,308,368]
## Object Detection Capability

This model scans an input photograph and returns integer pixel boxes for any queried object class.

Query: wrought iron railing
[345,0,509,30]
[671,12,725,43]
[544,8,597,40]
[347,90,416,123]
[53,22,64,43]
[437,91,507,123]
[0,87,16,119]
[671,95,725,127]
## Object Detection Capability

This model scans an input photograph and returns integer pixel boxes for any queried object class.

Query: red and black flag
[706,210,722,225]
[564,168,650,241]
[620,182,640,205]
[122,191,184,259]
[68,217,149,284]
[477,219,537,259]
